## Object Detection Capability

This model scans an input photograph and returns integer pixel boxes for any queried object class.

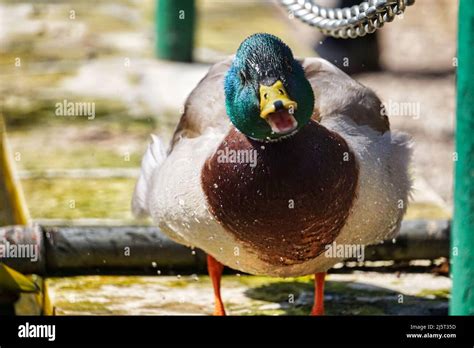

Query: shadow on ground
[245,280,449,316]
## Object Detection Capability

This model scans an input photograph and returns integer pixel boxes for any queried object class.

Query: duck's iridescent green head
[224,33,314,141]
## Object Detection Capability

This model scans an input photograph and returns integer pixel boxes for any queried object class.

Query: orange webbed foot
[310,272,326,316]
[207,254,226,316]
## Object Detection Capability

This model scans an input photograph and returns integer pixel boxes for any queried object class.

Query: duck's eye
[278,89,284,95]
[239,70,247,83]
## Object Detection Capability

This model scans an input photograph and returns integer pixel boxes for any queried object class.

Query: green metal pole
[156,0,195,62]
[450,0,474,315]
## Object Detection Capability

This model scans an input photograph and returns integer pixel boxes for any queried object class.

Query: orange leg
[310,272,326,316]
[207,254,226,316]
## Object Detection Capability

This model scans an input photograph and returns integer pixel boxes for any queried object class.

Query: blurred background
[0,0,458,315]
[0,0,456,224]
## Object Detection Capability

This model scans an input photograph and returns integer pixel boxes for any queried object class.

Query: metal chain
[280,0,415,38]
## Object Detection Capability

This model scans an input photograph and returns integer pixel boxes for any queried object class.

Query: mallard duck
[132,33,411,316]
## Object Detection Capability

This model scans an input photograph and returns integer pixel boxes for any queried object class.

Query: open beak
[259,80,298,135]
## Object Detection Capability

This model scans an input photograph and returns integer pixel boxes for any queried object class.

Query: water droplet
[151,261,157,268]
[191,250,196,255]
[178,199,185,206]
[213,183,219,188]
[177,274,181,279]
[157,270,161,275]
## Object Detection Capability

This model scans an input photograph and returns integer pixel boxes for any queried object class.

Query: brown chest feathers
[201,121,359,266]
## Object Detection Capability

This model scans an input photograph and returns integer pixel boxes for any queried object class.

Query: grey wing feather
[170,56,233,149]
[300,57,390,133]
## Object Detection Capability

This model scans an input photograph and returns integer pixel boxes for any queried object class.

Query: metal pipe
[44,226,206,275]
[1,220,450,275]
[0,225,44,274]
[364,220,449,261]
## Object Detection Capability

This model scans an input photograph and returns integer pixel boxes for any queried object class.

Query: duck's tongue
[266,110,298,135]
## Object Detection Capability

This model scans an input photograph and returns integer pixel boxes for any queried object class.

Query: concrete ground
[43,272,449,316]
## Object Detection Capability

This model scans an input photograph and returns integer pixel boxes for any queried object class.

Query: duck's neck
[201,120,359,266]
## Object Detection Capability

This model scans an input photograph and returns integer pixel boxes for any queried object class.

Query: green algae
[22,178,135,219]
[416,288,450,299]
[405,202,451,220]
